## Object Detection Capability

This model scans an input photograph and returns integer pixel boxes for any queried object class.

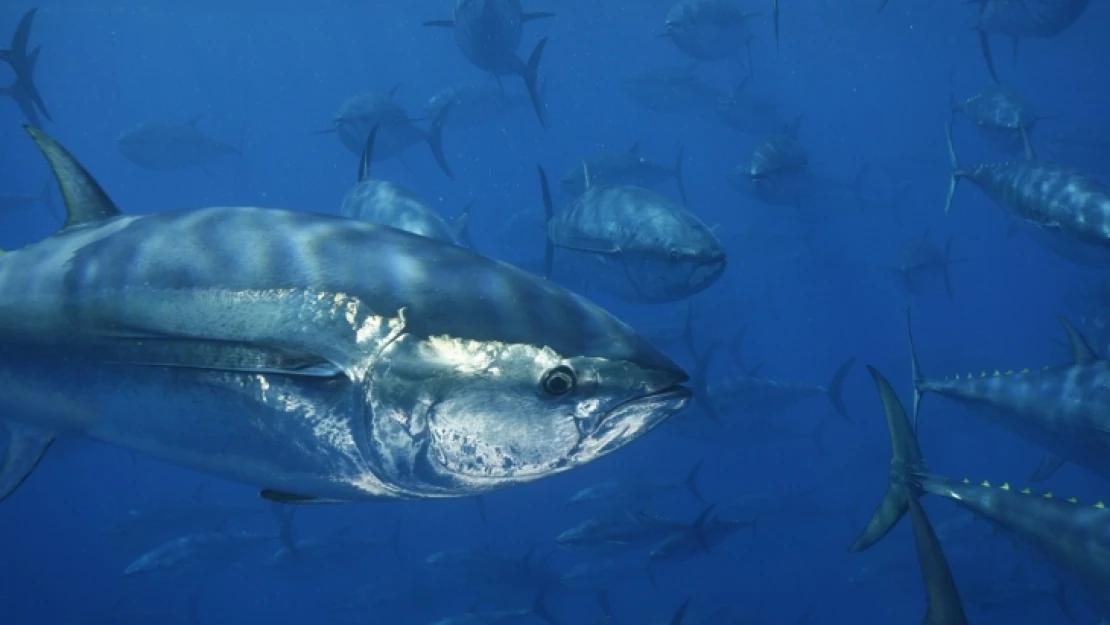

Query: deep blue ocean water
[1,1,1109,624]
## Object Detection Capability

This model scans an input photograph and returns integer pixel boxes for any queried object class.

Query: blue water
[1,1,1108,624]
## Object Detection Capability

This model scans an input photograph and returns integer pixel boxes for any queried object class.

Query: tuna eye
[540,365,577,397]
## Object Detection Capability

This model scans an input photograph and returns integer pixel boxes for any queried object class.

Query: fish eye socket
[540,365,577,398]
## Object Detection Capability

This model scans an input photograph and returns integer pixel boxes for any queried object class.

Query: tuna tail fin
[943,122,962,214]
[693,342,724,425]
[426,100,455,180]
[474,494,488,524]
[772,0,780,54]
[538,166,555,280]
[787,113,804,138]
[674,145,688,205]
[907,307,924,431]
[848,366,925,553]
[1058,314,1097,364]
[531,586,559,625]
[670,600,692,625]
[358,124,379,183]
[690,504,715,552]
[186,581,208,625]
[0,423,54,503]
[826,357,855,423]
[24,125,123,229]
[684,460,706,503]
[876,0,891,13]
[976,27,1000,84]
[521,37,550,129]
[596,590,617,620]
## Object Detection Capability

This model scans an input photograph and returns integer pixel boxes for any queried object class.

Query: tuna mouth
[589,384,692,454]
[689,257,726,289]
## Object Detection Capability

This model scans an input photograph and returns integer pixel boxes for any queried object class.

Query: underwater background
[2,1,1110,624]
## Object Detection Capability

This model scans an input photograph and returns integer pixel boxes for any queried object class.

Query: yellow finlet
[1004,369,1014,375]
[1043,491,1054,499]
[1020,367,1030,373]
[981,480,991,487]
[1020,487,1032,495]
[993,370,1000,377]
[1096,501,1106,509]
[962,477,970,484]
[1000,483,1011,490]
[980,371,986,378]
[1067,497,1078,504]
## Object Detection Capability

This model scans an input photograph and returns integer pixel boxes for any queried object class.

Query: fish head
[620,213,727,302]
[364,261,691,496]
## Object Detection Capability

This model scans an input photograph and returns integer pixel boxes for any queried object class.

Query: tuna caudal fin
[906,307,924,432]
[1058,314,1097,365]
[826,357,856,423]
[684,461,706,504]
[0,423,54,503]
[426,100,455,180]
[24,126,123,229]
[976,27,1000,84]
[454,198,476,249]
[693,342,724,425]
[537,166,555,280]
[943,122,964,215]
[521,37,550,129]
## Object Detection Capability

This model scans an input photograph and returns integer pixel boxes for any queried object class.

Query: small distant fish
[539,167,726,303]
[748,115,807,180]
[1045,127,1110,173]
[620,65,723,114]
[340,124,467,245]
[424,81,532,129]
[117,116,241,174]
[566,462,705,514]
[661,0,758,61]
[424,0,552,127]
[891,232,965,301]
[555,512,689,552]
[715,77,788,135]
[560,141,687,202]
[952,84,1040,155]
[0,177,54,217]
[318,88,454,179]
[0,8,52,127]
[430,588,556,625]
[646,505,751,566]
[123,530,279,580]
[974,0,1091,82]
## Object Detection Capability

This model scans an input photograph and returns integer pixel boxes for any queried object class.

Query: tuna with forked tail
[855,365,1110,622]
[907,309,1110,483]
[0,8,51,127]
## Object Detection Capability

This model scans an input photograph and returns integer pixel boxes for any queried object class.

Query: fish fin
[1028,452,1066,482]
[944,122,962,214]
[1053,576,1076,621]
[358,124,379,183]
[674,145,688,205]
[100,337,343,377]
[474,494,488,524]
[259,490,344,504]
[826,357,855,423]
[628,140,641,154]
[521,37,549,128]
[726,325,749,371]
[906,308,924,432]
[1057,315,1097,365]
[670,599,691,625]
[597,590,616,618]
[531,585,559,625]
[684,460,705,504]
[0,423,54,503]
[538,166,555,279]
[693,342,724,424]
[10,9,37,58]
[691,504,715,553]
[787,113,804,138]
[1020,125,1035,160]
[423,19,454,27]
[186,581,207,625]
[452,200,475,248]
[977,28,1000,84]
[1010,36,1019,62]
[772,0,780,54]
[522,11,556,22]
[426,100,455,180]
[24,126,123,228]
[276,504,299,555]
[849,366,920,553]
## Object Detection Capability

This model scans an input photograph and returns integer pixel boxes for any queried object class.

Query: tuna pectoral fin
[357,124,380,183]
[826,357,855,423]
[850,482,909,553]
[23,126,124,229]
[103,338,343,378]
[0,423,55,503]
[1057,315,1098,364]
[1028,452,1067,482]
[907,308,924,432]
[521,38,550,128]
[259,489,344,504]
[907,495,970,625]
[943,122,963,215]
[426,100,455,180]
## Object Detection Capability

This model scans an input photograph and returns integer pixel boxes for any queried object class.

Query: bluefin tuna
[714,77,789,136]
[319,88,455,179]
[0,8,51,127]
[944,122,1110,268]
[424,0,551,127]
[560,142,687,203]
[891,232,964,301]
[117,116,241,174]
[974,0,1091,82]
[123,529,281,579]
[0,126,691,506]
[555,512,689,553]
[908,310,1110,483]
[565,462,705,514]
[424,80,532,130]
[749,115,806,180]
[951,83,1040,155]
[620,65,723,114]
[0,176,54,217]
[661,0,758,61]
[340,124,466,245]
[538,167,726,304]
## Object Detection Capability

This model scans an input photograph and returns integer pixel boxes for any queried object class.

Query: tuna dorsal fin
[358,124,380,183]
[581,159,592,189]
[628,140,641,154]
[24,126,123,229]
[0,423,54,504]
[1057,315,1097,365]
